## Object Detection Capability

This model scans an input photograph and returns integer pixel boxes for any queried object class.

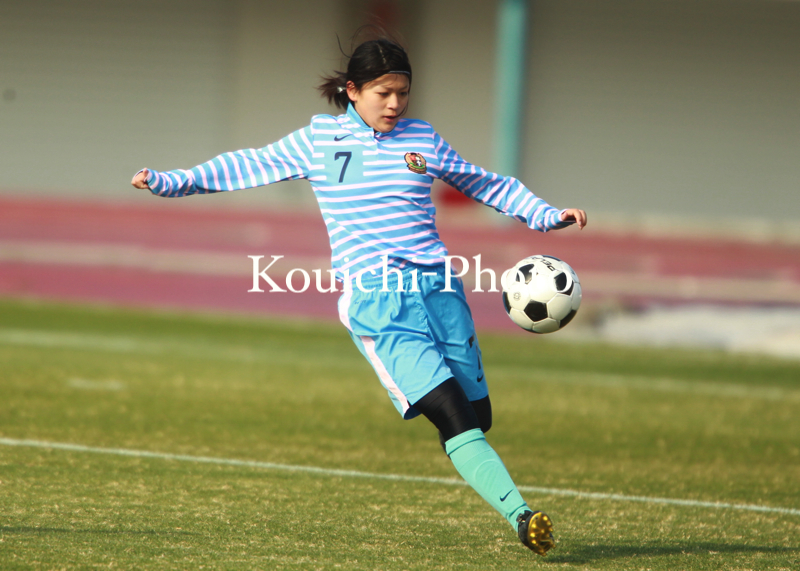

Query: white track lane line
[1,437,797,517]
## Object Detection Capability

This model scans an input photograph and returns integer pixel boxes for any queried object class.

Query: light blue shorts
[338,264,488,419]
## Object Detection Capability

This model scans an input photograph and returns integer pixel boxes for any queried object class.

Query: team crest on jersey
[404,152,427,174]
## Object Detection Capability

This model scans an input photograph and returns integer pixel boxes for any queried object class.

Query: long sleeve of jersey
[433,131,572,232]
[144,126,314,197]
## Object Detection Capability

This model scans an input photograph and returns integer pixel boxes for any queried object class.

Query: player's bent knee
[471,396,492,434]
[414,377,480,442]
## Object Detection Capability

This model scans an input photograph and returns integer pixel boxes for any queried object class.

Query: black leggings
[413,377,492,452]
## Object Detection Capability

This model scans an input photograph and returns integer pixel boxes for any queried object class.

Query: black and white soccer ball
[501,255,582,334]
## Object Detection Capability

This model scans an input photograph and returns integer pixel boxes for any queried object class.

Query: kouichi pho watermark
[248,254,512,294]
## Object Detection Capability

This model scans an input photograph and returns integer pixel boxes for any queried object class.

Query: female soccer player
[132,37,586,556]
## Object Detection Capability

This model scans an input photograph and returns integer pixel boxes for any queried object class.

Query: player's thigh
[340,287,454,417]
[421,277,487,402]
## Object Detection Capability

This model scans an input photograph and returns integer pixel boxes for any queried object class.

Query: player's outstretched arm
[131,169,150,190]
[560,208,587,230]
[127,125,314,198]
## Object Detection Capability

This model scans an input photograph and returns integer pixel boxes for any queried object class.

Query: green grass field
[1,298,798,570]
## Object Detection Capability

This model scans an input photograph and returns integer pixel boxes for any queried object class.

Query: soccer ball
[501,255,582,333]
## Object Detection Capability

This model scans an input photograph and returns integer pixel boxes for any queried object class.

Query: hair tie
[336,86,346,93]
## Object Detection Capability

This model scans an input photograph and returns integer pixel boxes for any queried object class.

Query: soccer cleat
[516,510,555,556]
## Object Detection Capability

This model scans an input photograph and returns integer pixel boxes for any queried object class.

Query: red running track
[1,195,799,333]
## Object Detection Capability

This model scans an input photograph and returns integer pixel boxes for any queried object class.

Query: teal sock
[445,428,529,529]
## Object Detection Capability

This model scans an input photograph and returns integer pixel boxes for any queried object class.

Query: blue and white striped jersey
[144,104,573,280]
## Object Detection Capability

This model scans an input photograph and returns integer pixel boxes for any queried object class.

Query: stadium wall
[0,0,797,228]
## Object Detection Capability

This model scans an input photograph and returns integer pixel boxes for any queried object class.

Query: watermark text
[248,255,514,294]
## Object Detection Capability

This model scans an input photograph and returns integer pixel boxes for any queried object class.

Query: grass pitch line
[66,378,127,391]
[2,437,798,517]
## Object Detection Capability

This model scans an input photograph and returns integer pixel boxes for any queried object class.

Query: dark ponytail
[318,37,412,110]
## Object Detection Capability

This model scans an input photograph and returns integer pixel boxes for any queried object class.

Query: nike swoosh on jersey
[333,134,352,141]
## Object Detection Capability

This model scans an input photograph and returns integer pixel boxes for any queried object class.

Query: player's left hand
[560,208,587,230]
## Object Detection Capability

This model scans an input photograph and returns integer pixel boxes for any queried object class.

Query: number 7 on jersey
[335,151,352,183]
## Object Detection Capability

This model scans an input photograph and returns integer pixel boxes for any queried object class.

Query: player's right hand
[131,169,150,190]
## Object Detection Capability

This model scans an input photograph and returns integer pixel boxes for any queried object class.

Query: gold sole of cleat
[526,512,555,556]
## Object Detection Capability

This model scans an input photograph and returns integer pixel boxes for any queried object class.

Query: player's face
[347,74,410,133]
